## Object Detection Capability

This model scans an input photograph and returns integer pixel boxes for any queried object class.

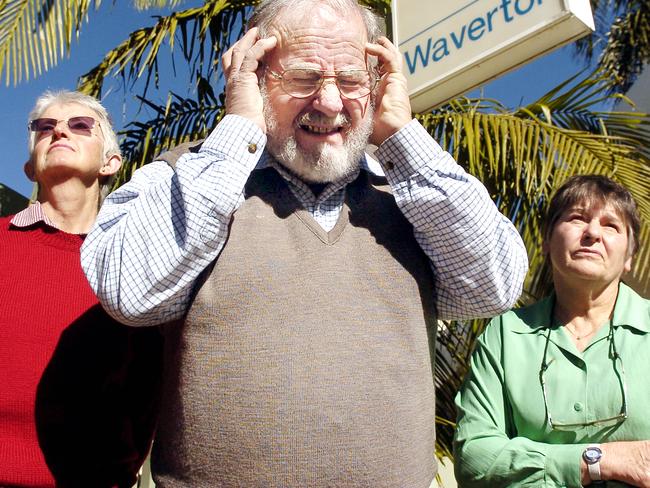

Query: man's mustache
[297,111,350,127]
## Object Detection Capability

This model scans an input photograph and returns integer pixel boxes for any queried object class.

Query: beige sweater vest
[152,166,437,487]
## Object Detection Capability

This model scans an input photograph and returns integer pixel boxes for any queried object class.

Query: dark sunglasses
[28,116,98,134]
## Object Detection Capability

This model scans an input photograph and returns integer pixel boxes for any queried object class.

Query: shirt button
[573,402,583,412]
[384,160,395,171]
[247,143,257,153]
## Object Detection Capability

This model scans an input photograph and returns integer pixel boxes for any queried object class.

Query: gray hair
[27,90,121,202]
[250,0,384,43]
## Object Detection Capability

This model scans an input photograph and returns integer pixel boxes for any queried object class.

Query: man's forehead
[270,4,367,45]
[268,18,367,68]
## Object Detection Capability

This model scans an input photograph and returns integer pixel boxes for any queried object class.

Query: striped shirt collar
[10,201,58,229]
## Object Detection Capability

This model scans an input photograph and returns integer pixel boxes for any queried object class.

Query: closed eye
[567,213,587,222]
[603,221,623,232]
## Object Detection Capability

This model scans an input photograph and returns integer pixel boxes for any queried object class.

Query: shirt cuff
[544,443,586,487]
[200,114,267,170]
[373,118,448,181]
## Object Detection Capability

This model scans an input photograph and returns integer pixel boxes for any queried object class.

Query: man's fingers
[223,28,277,80]
[223,30,277,133]
[366,36,403,74]
[239,36,278,75]
[222,28,258,73]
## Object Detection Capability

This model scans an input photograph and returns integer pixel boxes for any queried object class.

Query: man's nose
[312,80,344,116]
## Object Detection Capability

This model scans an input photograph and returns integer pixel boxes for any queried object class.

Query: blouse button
[573,402,583,412]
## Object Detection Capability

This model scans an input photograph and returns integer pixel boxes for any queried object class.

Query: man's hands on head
[365,36,412,147]
[222,27,278,133]
[222,30,412,145]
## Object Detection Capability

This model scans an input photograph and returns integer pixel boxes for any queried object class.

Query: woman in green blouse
[454,175,650,487]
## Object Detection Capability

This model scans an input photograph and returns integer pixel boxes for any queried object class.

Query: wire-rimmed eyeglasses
[28,116,101,136]
[267,68,379,100]
[539,324,628,431]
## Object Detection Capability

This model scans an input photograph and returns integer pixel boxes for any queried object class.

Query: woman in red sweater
[0,90,162,488]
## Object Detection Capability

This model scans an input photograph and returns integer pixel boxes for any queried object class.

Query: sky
[0,1,602,199]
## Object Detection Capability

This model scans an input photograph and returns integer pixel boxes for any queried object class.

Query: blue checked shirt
[81,115,528,326]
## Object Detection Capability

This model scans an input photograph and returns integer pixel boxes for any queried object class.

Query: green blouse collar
[510,282,650,334]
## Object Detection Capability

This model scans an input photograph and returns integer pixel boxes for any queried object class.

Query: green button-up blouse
[454,282,650,487]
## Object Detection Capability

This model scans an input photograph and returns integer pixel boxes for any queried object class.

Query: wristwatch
[583,444,603,482]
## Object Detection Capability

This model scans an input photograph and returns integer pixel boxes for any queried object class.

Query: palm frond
[77,0,252,97]
[599,3,650,92]
[0,0,100,85]
[573,0,615,61]
[518,71,650,157]
[115,89,224,187]
[572,0,650,94]
[434,317,483,460]
[133,0,184,11]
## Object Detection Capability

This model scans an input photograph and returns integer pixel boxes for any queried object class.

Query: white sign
[392,0,595,112]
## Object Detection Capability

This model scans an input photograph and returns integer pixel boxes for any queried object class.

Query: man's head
[26,90,121,203]
[252,0,383,183]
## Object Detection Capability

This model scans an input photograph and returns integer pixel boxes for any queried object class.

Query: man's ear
[24,161,36,181]
[99,154,122,177]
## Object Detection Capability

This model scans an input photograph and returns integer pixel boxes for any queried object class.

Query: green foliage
[115,88,224,187]
[0,0,100,84]
[77,0,250,99]
[600,2,650,92]
[574,0,650,92]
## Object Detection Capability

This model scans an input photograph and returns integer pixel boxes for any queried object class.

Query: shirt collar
[611,282,650,333]
[254,149,385,204]
[509,295,554,334]
[10,201,58,229]
[510,282,650,334]
[255,149,385,177]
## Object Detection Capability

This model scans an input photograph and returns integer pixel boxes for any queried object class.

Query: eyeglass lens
[29,116,96,134]
[278,69,375,99]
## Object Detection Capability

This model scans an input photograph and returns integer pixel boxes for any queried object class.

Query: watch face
[584,447,603,463]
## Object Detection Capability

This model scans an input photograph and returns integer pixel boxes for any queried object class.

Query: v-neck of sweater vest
[244,167,368,245]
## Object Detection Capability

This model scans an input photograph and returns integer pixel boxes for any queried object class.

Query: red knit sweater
[0,215,162,488]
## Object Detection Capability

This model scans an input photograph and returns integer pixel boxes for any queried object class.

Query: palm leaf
[0,0,100,84]
[574,0,650,93]
[421,107,650,293]
[115,89,224,187]
[133,0,184,10]
[77,0,251,97]
[600,2,650,92]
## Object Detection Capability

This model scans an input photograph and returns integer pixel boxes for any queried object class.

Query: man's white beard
[262,87,374,183]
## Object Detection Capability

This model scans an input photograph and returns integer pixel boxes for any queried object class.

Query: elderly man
[0,90,161,488]
[81,0,528,486]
